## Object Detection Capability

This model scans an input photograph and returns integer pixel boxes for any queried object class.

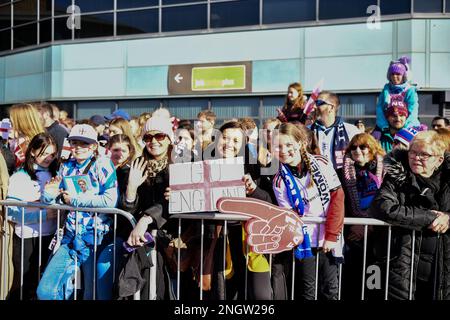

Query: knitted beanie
[385,100,409,118]
[387,56,410,82]
[144,115,174,143]
[394,126,420,148]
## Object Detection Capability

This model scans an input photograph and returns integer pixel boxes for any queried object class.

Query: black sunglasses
[315,99,334,108]
[350,144,369,151]
[143,133,167,142]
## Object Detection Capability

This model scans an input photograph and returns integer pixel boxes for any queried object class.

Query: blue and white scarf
[279,163,314,260]
[279,156,344,262]
[311,117,349,169]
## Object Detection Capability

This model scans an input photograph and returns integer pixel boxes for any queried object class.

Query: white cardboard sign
[169,157,246,213]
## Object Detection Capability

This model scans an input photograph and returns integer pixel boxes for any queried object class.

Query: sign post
[168,61,252,95]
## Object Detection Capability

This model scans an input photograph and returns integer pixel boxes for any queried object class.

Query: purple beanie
[387,56,410,82]
[388,63,407,76]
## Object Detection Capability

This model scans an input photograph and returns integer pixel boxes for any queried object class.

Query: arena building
[0,0,449,127]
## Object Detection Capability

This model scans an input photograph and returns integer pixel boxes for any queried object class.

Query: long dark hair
[107,134,136,166]
[24,133,58,181]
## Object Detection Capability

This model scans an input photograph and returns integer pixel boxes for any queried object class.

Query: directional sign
[174,73,183,83]
[168,61,252,95]
[192,65,246,91]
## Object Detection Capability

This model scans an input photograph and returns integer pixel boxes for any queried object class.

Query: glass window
[39,0,52,18]
[0,4,11,30]
[117,0,158,9]
[0,0,11,4]
[380,0,411,15]
[447,0,450,13]
[39,18,51,43]
[164,98,209,120]
[54,16,73,40]
[418,93,440,116]
[77,101,115,121]
[319,0,376,20]
[263,0,316,24]
[54,0,72,16]
[162,4,206,32]
[13,0,37,26]
[211,97,259,119]
[414,0,442,13]
[75,13,113,38]
[75,0,114,13]
[337,94,377,119]
[13,22,37,48]
[118,100,160,117]
[211,0,259,28]
[0,29,11,51]
[262,96,284,119]
[163,0,205,4]
[54,101,75,118]
[117,9,158,35]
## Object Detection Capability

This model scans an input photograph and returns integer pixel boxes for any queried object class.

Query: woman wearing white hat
[119,114,177,299]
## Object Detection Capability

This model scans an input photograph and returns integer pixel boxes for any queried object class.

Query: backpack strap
[82,156,96,175]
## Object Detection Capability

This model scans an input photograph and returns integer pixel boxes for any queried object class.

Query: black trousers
[271,249,339,300]
[9,234,52,300]
[224,224,272,300]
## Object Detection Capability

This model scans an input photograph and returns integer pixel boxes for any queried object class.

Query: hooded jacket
[369,149,450,300]
[376,82,419,130]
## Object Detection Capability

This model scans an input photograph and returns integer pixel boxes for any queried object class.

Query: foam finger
[217,197,297,221]
[251,242,280,254]
[247,234,281,246]
[246,220,270,235]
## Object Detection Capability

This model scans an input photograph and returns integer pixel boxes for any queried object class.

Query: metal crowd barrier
[0,200,141,301]
[167,213,406,301]
[0,202,421,301]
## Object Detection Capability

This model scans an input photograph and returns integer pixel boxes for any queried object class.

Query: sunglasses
[315,99,334,108]
[143,133,168,143]
[350,144,369,151]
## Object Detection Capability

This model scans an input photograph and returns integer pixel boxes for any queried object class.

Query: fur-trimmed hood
[384,148,450,187]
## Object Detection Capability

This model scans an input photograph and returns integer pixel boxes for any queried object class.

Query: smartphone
[123,232,154,252]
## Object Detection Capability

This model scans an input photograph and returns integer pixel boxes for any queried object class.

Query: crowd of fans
[0,56,450,301]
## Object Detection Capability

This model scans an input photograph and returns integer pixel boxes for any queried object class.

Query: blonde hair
[435,127,450,152]
[137,112,152,140]
[411,130,446,156]
[9,103,45,140]
[277,122,314,187]
[263,118,281,130]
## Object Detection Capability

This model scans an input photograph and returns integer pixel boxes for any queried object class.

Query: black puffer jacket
[369,149,450,300]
